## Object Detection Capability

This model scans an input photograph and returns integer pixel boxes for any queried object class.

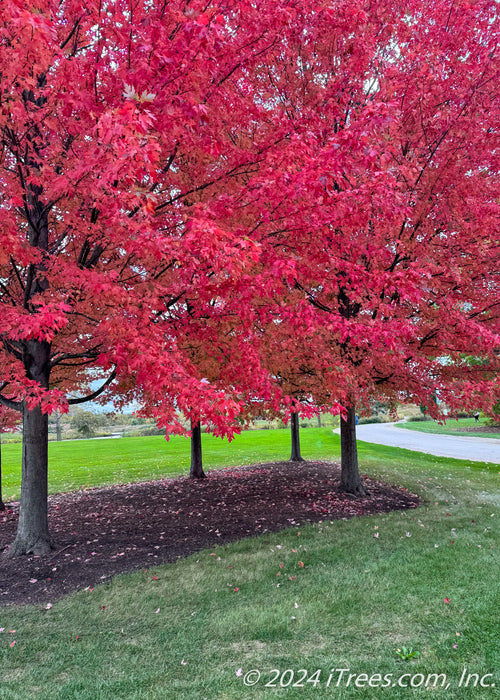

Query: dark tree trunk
[290,411,304,462]
[190,420,206,479]
[7,402,51,555]
[0,434,4,511]
[55,412,62,441]
[6,338,52,557]
[339,406,366,496]
[4,81,53,556]
[317,413,322,428]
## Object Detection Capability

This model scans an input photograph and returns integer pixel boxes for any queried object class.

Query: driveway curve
[352,422,500,464]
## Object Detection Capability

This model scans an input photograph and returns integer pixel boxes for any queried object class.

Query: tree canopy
[0,0,498,553]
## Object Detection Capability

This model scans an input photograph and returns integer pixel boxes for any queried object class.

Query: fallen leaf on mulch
[0,461,418,606]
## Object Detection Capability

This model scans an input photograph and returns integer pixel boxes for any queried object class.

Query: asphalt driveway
[352,422,500,464]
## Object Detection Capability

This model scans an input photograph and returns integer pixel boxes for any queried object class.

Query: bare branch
[67,369,117,405]
[50,347,102,368]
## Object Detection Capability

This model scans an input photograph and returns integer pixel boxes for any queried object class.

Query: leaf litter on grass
[0,461,418,606]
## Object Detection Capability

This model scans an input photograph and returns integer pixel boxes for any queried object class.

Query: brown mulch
[456,426,500,434]
[0,461,419,607]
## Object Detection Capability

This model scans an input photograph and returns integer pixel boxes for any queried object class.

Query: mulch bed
[455,426,500,434]
[0,461,419,607]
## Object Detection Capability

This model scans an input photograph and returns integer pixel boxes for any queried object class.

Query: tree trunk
[4,85,53,556]
[55,412,62,441]
[190,420,206,479]
[6,338,52,557]
[0,434,4,511]
[339,406,367,497]
[6,402,51,555]
[317,413,322,428]
[290,411,304,462]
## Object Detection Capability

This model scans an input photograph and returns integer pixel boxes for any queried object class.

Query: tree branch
[10,257,25,291]
[0,385,22,411]
[50,347,102,368]
[60,17,82,50]
[67,369,117,405]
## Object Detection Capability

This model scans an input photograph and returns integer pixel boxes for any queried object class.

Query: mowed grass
[1,428,340,502]
[0,431,499,699]
[396,417,500,439]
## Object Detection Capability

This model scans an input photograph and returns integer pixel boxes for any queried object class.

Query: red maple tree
[251,0,500,493]
[0,0,322,554]
[1,0,498,557]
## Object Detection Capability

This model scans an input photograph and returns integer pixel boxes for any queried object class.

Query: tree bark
[6,338,52,556]
[55,412,62,441]
[317,413,322,428]
[6,402,51,555]
[339,405,367,497]
[290,411,304,462]
[190,420,206,479]
[0,434,4,511]
[4,80,53,555]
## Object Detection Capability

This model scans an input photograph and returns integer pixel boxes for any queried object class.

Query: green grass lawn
[1,428,342,502]
[1,430,499,699]
[396,417,500,439]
